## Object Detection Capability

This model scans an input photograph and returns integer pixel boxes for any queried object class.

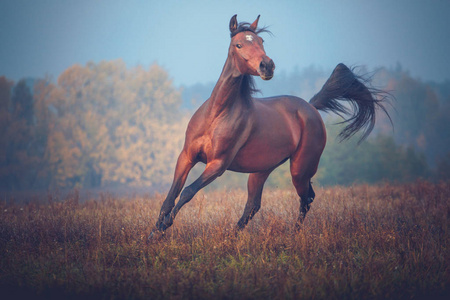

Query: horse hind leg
[290,122,324,228]
[290,156,320,228]
[300,181,315,222]
[291,177,314,227]
[236,170,272,230]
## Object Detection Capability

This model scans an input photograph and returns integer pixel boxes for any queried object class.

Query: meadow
[0,181,449,299]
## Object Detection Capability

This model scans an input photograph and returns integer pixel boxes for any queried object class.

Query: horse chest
[192,113,252,162]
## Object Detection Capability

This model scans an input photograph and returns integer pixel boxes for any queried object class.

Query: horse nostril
[260,60,275,73]
[259,61,266,71]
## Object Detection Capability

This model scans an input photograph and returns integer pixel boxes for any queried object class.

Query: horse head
[229,15,275,80]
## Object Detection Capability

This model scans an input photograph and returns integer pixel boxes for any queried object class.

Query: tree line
[1,60,448,192]
[1,60,187,191]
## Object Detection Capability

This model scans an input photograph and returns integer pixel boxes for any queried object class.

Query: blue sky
[1,0,449,86]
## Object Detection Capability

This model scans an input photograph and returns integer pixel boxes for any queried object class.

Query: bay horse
[151,15,388,238]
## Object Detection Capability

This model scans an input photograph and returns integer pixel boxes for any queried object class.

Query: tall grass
[1,181,449,299]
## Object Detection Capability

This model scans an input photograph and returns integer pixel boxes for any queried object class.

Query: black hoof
[160,214,174,230]
[147,230,165,242]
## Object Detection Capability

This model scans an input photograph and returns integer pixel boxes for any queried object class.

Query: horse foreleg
[153,151,194,234]
[159,159,228,231]
[236,171,272,230]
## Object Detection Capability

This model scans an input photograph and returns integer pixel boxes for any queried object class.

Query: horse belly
[228,101,302,173]
[228,128,296,173]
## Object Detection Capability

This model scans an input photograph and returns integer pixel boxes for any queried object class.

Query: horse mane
[230,22,271,38]
[241,74,259,100]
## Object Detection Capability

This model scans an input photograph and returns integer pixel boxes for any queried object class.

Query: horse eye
[236,44,242,49]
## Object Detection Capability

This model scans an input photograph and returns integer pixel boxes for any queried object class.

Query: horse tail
[309,63,390,142]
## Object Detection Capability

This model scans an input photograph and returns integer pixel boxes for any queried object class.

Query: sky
[1,0,450,87]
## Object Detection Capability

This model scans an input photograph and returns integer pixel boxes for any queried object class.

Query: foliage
[0,61,186,190]
[314,123,429,186]
[0,182,449,299]
[371,66,450,166]
[0,77,46,190]
[0,62,449,191]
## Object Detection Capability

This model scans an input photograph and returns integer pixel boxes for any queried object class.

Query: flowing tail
[310,63,391,142]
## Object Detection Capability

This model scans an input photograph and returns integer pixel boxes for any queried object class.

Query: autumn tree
[44,60,185,189]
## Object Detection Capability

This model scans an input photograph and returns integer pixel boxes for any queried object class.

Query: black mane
[230,22,271,38]
[241,74,260,100]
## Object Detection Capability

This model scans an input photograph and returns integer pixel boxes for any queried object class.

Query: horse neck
[208,56,253,115]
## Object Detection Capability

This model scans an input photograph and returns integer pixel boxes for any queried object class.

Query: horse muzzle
[258,59,275,80]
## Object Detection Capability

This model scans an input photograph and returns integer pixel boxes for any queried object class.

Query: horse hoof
[162,215,174,228]
[147,230,165,242]
[232,227,242,237]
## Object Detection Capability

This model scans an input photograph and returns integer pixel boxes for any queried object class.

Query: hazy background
[1,0,450,86]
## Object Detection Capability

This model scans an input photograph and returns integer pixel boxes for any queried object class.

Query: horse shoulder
[180,101,212,162]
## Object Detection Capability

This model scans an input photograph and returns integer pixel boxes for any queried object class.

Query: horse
[150,15,389,238]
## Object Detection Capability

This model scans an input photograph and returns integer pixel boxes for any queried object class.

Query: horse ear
[229,14,238,33]
[250,15,260,31]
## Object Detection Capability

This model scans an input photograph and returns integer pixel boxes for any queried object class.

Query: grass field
[1,181,449,299]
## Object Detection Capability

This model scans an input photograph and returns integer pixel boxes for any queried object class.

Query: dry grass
[0,181,449,299]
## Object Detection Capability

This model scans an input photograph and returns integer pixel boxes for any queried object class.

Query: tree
[0,77,14,189]
[43,60,184,189]
[12,79,34,124]
[314,122,428,186]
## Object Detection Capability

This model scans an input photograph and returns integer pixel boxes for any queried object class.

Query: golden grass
[1,181,449,299]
